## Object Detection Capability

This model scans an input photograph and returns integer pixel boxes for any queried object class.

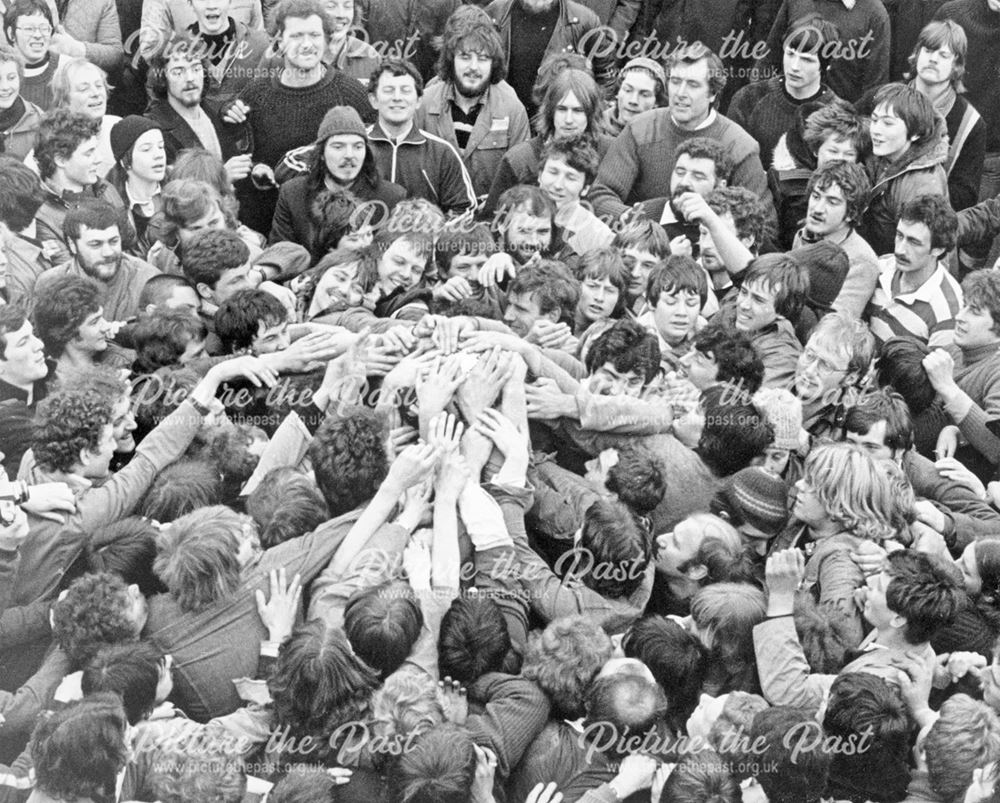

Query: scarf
[910,78,956,120]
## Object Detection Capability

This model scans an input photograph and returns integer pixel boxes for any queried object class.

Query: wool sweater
[935,0,1000,151]
[941,341,1000,468]
[233,67,375,235]
[238,68,376,173]
[727,77,839,170]
[19,56,59,111]
[589,109,775,227]
[57,0,123,72]
[758,0,891,103]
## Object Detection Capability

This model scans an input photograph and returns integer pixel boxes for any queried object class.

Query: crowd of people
[4,0,1000,800]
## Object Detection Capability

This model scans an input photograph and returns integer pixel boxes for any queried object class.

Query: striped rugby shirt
[866,255,963,349]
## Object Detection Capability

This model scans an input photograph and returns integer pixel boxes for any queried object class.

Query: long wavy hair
[802,443,915,542]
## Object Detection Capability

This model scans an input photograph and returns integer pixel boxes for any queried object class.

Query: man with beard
[33,200,158,322]
[144,42,248,176]
[415,5,529,202]
[223,0,374,236]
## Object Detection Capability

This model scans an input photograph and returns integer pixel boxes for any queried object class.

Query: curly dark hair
[269,621,381,765]
[32,274,103,357]
[30,693,128,803]
[584,317,661,386]
[899,193,958,253]
[605,443,667,516]
[436,5,505,85]
[706,186,768,248]
[34,108,101,181]
[32,389,113,473]
[807,161,871,229]
[181,227,250,290]
[309,405,388,517]
[52,572,139,667]
[215,288,288,354]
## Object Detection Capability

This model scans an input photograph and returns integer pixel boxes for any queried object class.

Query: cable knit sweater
[935,0,1000,151]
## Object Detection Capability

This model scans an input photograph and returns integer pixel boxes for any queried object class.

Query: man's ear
[196,282,214,302]
[930,245,946,262]
[685,564,709,581]
[889,612,907,632]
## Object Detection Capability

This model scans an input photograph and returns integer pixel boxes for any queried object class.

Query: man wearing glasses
[3,0,59,110]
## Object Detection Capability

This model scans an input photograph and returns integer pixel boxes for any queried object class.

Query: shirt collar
[671,108,718,130]
[883,262,949,303]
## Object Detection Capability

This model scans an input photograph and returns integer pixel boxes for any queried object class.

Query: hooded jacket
[858,114,950,257]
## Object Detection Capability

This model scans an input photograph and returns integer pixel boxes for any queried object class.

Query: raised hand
[386,443,441,495]
[417,354,465,414]
[474,408,527,461]
[427,411,465,454]
[455,346,514,421]
[254,568,302,643]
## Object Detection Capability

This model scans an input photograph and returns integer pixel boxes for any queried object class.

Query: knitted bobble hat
[316,106,367,144]
[110,115,162,165]
[622,57,666,89]
[729,466,789,536]
[753,388,804,452]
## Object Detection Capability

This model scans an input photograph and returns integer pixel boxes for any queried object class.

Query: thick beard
[80,255,121,281]
[455,76,488,98]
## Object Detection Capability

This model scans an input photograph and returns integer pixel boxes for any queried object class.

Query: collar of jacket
[43,179,108,206]
[367,121,426,146]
